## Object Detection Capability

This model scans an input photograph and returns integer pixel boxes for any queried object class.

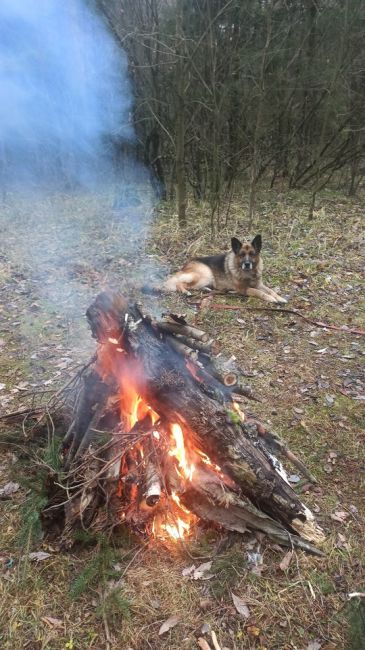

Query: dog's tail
[163,272,197,292]
[142,272,195,295]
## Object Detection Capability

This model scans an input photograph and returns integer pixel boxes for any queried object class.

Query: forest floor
[0,186,364,650]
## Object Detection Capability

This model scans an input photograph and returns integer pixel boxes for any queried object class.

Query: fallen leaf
[247,550,264,575]
[193,561,213,580]
[41,616,63,629]
[279,550,293,571]
[231,593,250,619]
[199,598,214,611]
[288,474,301,483]
[29,551,51,562]
[247,625,260,637]
[200,622,211,635]
[158,614,180,636]
[331,511,348,523]
[150,599,160,610]
[182,564,195,577]
[307,641,322,650]
[0,482,20,499]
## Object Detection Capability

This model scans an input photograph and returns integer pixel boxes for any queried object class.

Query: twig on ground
[197,639,212,650]
[201,301,365,336]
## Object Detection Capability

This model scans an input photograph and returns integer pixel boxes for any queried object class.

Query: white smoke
[0,0,133,188]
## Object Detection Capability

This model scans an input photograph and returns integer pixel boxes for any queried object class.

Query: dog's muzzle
[242,262,252,270]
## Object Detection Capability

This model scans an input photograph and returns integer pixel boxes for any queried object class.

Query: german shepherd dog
[164,235,287,304]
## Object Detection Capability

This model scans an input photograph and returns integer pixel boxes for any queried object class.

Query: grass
[0,185,364,648]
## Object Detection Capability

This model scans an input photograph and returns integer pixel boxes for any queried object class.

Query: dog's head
[231,235,262,271]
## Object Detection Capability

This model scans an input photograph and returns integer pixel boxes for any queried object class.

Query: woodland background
[96,0,365,226]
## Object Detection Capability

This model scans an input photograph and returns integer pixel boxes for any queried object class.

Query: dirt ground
[0,187,364,650]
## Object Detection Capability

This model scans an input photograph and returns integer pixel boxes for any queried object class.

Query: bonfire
[42,292,325,554]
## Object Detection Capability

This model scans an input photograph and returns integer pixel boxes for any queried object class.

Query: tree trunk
[175,0,186,227]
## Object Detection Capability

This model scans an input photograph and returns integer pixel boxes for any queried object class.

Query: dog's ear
[231,237,242,254]
[251,234,262,253]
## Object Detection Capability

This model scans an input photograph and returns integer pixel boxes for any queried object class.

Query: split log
[181,467,322,554]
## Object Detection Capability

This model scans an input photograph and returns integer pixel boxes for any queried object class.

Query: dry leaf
[0,482,20,499]
[193,561,213,580]
[279,550,293,571]
[41,616,63,629]
[182,564,195,577]
[199,598,214,611]
[247,625,260,637]
[201,623,211,635]
[231,592,250,619]
[307,641,322,650]
[158,614,180,636]
[331,511,348,523]
[247,550,264,575]
[29,551,51,562]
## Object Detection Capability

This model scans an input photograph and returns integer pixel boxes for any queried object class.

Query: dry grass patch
[0,187,364,649]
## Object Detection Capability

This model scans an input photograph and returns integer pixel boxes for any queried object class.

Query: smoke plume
[0,0,134,188]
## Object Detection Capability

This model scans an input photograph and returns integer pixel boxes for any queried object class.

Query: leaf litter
[231,592,250,619]
[158,614,181,636]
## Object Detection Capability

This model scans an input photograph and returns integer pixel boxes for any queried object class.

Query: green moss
[209,545,247,599]
[346,599,365,650]
[309,571,335,595]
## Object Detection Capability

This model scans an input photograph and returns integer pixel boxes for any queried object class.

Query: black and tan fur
[164,235,287,304]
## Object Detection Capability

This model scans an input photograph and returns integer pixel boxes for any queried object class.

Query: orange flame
[169,423,194,481]
[96,335,227,543]
[152,493,197,541]
[163,518,190,540]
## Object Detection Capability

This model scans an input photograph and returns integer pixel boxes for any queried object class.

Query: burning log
[42,292,325,553]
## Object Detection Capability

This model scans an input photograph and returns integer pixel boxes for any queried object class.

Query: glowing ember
[185,358,203,382]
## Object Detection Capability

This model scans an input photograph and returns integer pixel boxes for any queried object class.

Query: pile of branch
[42,292,324,554]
